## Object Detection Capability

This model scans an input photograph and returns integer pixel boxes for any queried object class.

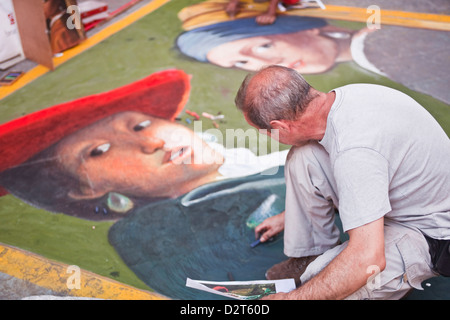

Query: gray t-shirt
[319,84,450,239]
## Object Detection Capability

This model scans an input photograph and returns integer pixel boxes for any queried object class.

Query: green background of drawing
[0,0,448,295]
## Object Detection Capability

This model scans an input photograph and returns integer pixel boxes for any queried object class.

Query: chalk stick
[250,239,261,248]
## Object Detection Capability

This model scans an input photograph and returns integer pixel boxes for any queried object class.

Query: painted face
[206,29,338,74]
[54,111,223,200]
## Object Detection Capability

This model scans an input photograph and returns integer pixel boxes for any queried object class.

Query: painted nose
[140,136,166,154]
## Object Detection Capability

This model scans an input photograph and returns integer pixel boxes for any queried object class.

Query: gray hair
[235,66,316,129]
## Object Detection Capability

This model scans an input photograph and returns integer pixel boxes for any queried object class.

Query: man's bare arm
[264,217,386,300]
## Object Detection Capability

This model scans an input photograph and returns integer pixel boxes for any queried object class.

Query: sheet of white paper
[186,278,296,300]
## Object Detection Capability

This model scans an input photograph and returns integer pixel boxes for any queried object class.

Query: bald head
[235,66,316,129]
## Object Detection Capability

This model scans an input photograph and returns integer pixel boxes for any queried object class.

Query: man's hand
[260,217,386,300]
[255,211,285,242]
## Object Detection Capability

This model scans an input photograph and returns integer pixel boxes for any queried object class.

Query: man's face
[243,112,311,147]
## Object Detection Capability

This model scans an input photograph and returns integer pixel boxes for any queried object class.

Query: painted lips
[288,59,305,69]
[164,146,192,164]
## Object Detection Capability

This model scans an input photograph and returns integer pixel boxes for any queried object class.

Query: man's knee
[286,142,329,179]
[349,223,437,299]
[285,142,336,202]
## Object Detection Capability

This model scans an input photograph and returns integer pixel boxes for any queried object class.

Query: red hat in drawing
[0,69,191,193]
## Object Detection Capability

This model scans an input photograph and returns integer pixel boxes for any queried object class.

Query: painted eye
[234,61,248,68]
[255,43,272,53]
[90,143,110,157]
[133,119,151,131]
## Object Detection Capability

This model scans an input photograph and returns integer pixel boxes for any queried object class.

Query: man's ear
[269,120,290,132]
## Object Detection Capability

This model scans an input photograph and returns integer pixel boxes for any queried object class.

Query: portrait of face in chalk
[0,70,213,220]
[177,15,367,75]
[0,69,289,300]
[53,111,223,202]
[0,69,287,222]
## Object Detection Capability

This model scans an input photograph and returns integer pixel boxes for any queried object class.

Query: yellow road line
[0,0,170,101]
[291,5,450,31]
[0,243,167,299]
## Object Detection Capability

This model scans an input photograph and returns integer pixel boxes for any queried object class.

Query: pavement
[0,0,168,300]
[0,243,167,300]
[0,0,154,80]
[0,0,449,300]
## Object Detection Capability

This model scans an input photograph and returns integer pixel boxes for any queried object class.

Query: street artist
[235,65,450,299]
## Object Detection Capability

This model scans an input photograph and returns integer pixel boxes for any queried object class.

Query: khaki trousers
[284,142,437,299]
